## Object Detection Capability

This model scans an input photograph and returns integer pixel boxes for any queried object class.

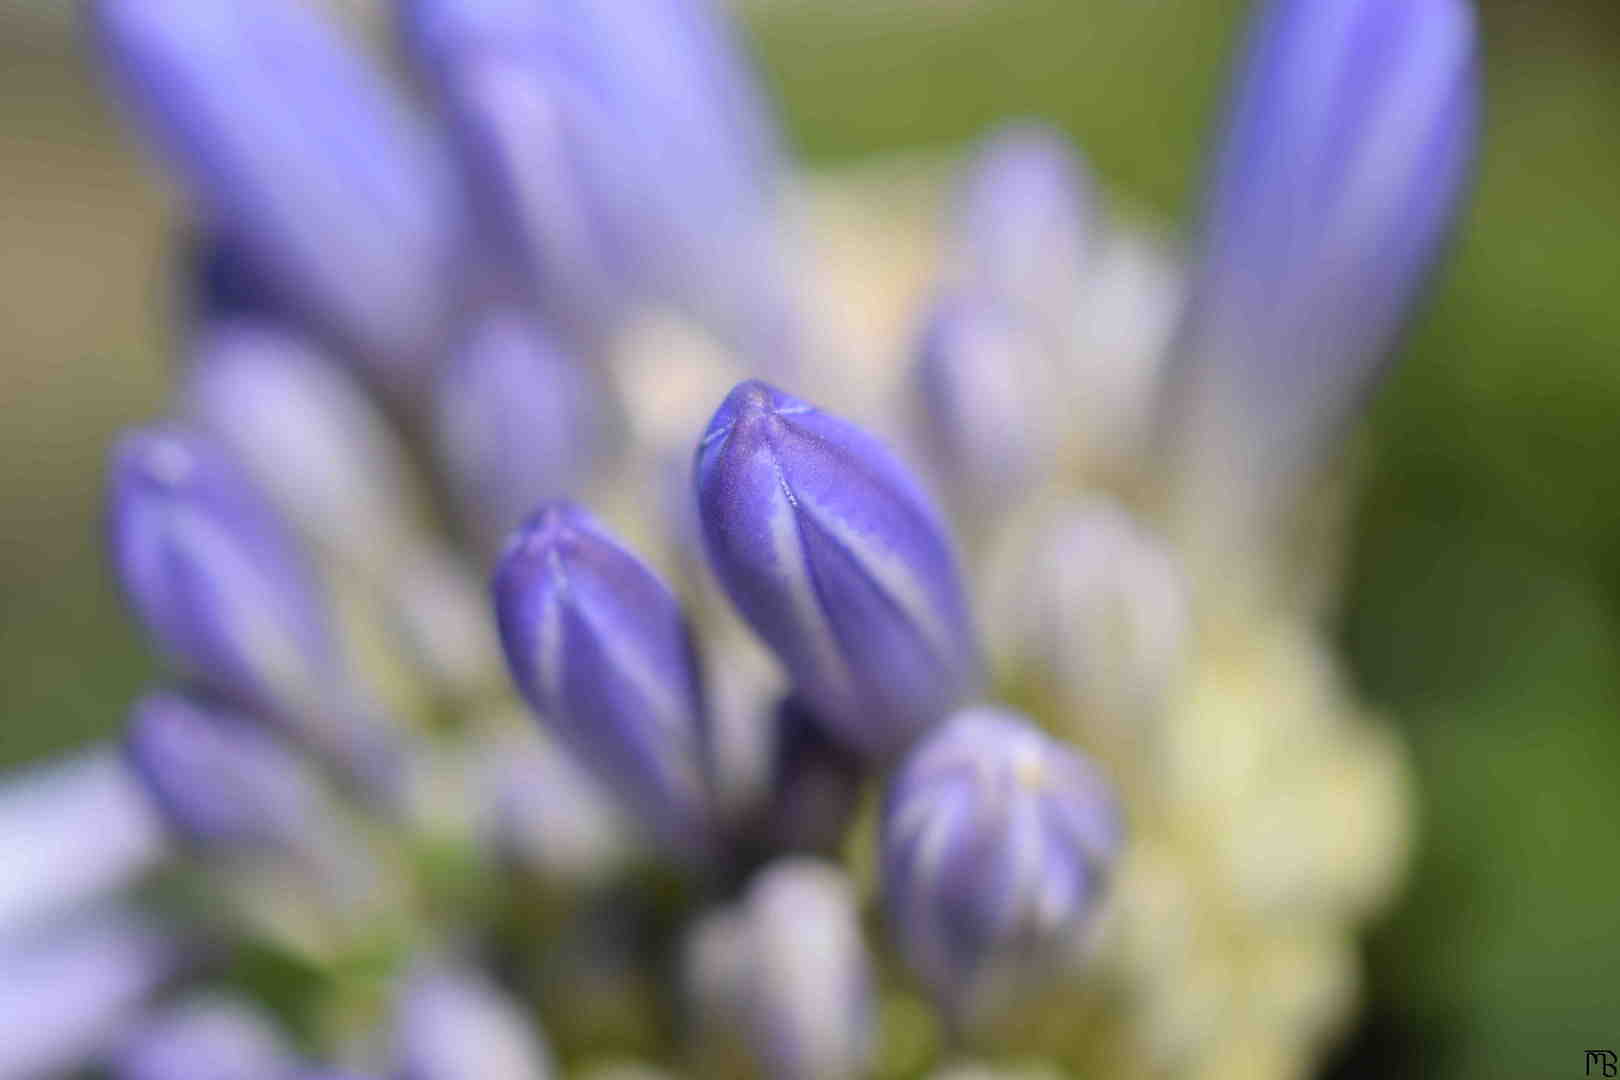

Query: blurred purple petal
[695,380,981,759]
[436,313,614,555]
[112,995,299,1080]
[0,748,167,937]
[0,911,177,1080]
[89,0,459,385]
[954,123,1098,342]
[1166,0,1480,541]
[743,858,874,1080]
[391,964,553,1080]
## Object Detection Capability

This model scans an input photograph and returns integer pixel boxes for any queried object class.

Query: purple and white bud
[1165,0,1480,554]
[743,858,875,1080]
[399,1,630,343]
[492,502,710,858]
[402,0,794,353]
[0,911,177,1080]
[183,321,423,570]
[695,380,981,759]
[123,692,328,855]
[435,312,613,555]
[0,748,167,937]
[954,123,1098,344]
[390,964,553,1080]
[882,708,1123,1024]
[89,0,458,386]
[910,292,1057,525]
[982,497,1190,737]
[111,995,299,1080]
[107,427,398,787]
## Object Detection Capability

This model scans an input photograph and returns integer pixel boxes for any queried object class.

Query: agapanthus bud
[183,321,422,568]
[402,0,792,352]
[1166,0,1480,545]
[743,858,875,1080]
[695,380,981,759]
[911,293,1057,524]
[107,427,397,785]
[436,312,612,553]
[390,965,553,1080]
[111,995,298,1080]
[882,708,1122,1024]
[89,0,457,385]
[124,692,326,854]
[0,748,166,937]
[982,496,1190,737]
[399,4,628,341]
[492,501,710,857]
[954,123,1097,341]
[0,911,177,1080]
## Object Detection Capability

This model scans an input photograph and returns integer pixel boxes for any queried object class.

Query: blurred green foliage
[1,1,1616,1077]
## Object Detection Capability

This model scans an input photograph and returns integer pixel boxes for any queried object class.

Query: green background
[2,2,1616,1076]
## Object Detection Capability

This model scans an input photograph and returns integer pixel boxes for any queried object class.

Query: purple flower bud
[882,708,1122,1023]
[124,692,326,853]
[183,322,422,569]
[399,3,630,343]
[743,858,874,1080]
[111,995,298,1080]
[910,292,1056,524]
[0,911,177,1080]
[106,427,398,785]
[390,964,554,1080]
[1166,0,1480,535]
[402,0,793,352]
[436,313,613,554]
[492,501,710,857]
[695,381,981,759]
[954,123,1098,340]
[89,0,457,384]
[0,748,167,938]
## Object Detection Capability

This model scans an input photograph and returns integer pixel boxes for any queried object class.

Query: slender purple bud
[1166,0,1480,539]
[390,965,554,1080]
[89,0,458,384]
[0,911,177,1080]
[911,292,1055,523]
[695,381,981,759]
[954,123,1097,340]
[402,0,793,352]
[400,2,630,342]
[124,692,326,854]
[743,858,874,1080]
[111,995,299,1080]
[882,708,1122,1023]
[107,428,398,786]
[183,322,422,569]
[0,748,167,937]
[492,502,710,857]
[436,313,612,554]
